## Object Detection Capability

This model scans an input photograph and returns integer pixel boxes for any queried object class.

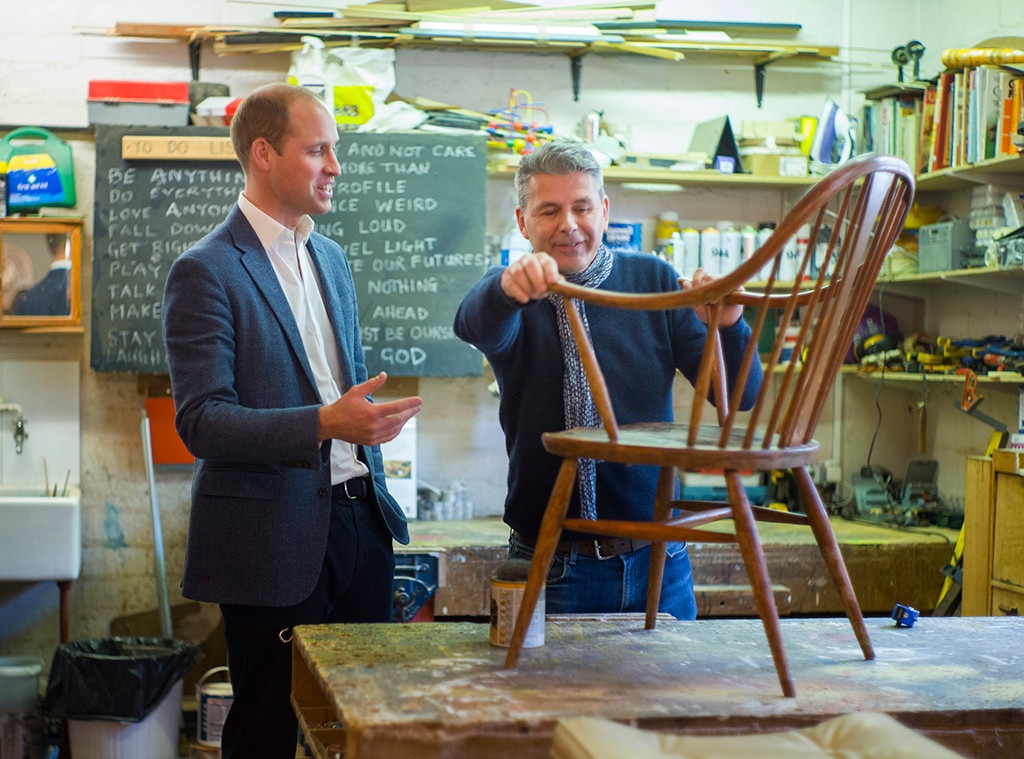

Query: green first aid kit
[0,127,77,211]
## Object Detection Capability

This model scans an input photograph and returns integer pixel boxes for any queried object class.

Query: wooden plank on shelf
[113,22,203,39]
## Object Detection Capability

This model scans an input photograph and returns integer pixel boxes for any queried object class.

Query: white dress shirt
[238,194,368,485]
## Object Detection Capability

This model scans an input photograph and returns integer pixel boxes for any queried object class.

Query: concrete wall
[2,0,1022,671]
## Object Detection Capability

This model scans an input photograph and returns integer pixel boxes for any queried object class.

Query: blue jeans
[508,534,697,620]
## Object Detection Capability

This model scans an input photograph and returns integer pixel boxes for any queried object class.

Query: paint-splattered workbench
[402,516,959,618]
[291,616,1023,759]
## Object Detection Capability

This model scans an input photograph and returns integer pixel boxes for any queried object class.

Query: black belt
[512,531,650,559]
[332,476,370,501]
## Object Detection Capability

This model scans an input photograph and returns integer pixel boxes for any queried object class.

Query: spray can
[720,223,741,274]
[680,228,700,276]
[700,226,723,275]
[757,222,776,280]
[814,225,834,277]
[779,235,799,282]
[795,223,811,279]
[741,224,758,263]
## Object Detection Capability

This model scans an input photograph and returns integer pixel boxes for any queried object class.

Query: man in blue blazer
[163,83,422,759]
[12,233,71,316]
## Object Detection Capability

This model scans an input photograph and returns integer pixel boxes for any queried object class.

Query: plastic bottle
[287,36,333,112]
[669,231,685,275]
[0,159,6,218]
[655,211,681,257]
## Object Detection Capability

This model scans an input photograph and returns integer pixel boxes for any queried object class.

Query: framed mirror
[0,217,82,329]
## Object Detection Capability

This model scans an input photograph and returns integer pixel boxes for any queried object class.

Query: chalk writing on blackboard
[91,125,487,376]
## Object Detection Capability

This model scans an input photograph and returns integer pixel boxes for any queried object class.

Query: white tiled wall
[0,360,80,489]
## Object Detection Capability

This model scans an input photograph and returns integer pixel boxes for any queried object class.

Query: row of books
[862,65,1024,176]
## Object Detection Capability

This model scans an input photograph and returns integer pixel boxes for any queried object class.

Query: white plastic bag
[325,47,397,131]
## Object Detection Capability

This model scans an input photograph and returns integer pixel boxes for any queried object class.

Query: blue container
[604,221,642,253]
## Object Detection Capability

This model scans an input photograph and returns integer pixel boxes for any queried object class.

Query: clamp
[955,367,1008,454]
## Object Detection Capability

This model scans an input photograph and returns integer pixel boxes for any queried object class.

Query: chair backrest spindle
[545,154,915,462]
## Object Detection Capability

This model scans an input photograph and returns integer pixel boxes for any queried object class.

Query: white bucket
[196,666,232,747]
[68,679,182,759]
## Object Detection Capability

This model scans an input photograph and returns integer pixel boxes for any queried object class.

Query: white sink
[0,485,81,581]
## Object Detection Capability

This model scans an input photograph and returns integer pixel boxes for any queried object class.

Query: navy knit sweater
[454,252,762,540]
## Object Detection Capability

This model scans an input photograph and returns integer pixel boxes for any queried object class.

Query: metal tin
[490,578,545,649]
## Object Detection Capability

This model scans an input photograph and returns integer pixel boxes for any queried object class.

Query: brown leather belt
[512,531,650,559]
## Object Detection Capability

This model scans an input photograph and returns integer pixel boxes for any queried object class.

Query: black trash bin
[42,637,201,759]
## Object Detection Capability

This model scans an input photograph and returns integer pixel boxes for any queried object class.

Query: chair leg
[726,470,796,698]
[645,466,676,629]
[792,465,875,661]
[505,458,579,668]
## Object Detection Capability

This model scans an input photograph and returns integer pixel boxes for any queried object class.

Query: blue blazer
[163,205,409,607]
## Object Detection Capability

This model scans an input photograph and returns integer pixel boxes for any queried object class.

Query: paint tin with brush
[490,559,544,648]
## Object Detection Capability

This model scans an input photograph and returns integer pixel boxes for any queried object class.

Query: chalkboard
[91,125,488,377]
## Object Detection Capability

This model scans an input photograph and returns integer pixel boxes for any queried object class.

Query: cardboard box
[193,96,243,127]
[88,80,190,126]
[743,152,808,177]
[742,120,801,141]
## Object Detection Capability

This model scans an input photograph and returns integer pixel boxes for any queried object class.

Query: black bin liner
[41,637,202,723]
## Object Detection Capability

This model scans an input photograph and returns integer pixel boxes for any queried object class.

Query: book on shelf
[917,81,937,175]
[929,64,1023,171]
[928,71,955,171]
[860,87,924,172]
[953,70,967,166]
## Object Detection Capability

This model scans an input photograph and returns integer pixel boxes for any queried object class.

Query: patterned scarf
[546,244,614,521]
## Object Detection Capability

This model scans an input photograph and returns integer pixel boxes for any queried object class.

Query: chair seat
[542,422,820,471]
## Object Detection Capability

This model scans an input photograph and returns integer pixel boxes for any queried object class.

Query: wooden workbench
[402,516,958,617]
[291,616,1024,759]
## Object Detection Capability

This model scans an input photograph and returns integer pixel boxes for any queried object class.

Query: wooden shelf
[916,153,1024,192]
[848,369,1022,387]
[489,162,818,189]
[875,265,1024,297]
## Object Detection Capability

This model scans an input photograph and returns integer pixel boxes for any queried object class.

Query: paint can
[489,559,544,649]
[196,666,232,747]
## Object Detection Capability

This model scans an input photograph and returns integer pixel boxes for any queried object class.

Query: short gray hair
[513,141,605,211]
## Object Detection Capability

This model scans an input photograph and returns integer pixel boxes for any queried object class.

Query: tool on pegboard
[955,367,1008,454]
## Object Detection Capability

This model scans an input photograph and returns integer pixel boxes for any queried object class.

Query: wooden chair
[503,153,915,698]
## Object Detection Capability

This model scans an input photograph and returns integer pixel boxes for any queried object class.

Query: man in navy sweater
[454,141,761,619]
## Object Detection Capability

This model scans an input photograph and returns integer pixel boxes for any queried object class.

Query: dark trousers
[219,494,395,759]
